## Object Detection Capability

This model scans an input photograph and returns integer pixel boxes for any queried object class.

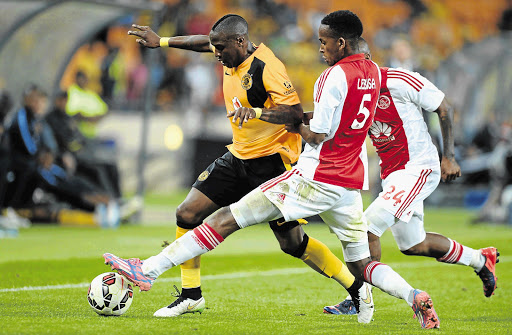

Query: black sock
[346,279,363,299]
[181,287,202,300]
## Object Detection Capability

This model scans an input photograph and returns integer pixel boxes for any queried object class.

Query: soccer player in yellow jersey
[127,14,372,319]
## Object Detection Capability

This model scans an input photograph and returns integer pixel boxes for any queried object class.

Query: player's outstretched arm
[128,24,212,52]
[227,103,303,129]
[435,98,461,182]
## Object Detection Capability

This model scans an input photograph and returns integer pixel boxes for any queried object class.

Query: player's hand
[227,107,256,129]
[441,156,461,182]
[128,24,160,48]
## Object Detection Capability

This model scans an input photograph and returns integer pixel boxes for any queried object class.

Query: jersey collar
[334,53,366,65]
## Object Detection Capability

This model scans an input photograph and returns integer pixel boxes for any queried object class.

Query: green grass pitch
[0,201,511,334]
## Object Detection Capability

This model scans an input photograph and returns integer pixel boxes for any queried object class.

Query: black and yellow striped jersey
[217,43,301,165]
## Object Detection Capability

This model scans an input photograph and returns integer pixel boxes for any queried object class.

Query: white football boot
[153,286,205,317]
[351,282,374,323]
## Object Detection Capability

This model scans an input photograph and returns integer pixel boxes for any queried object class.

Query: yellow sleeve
[262,59,301,106]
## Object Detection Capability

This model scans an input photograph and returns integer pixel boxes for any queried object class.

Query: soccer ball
[87,272,133,316]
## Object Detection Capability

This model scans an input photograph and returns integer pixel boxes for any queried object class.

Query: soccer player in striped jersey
[126,14,369,318]
[324,38,499,316]
[106,11,440,329]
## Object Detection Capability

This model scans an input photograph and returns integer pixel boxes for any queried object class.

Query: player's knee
[280,233,309,258]
[400,241,427,256]
[176,204,202,229]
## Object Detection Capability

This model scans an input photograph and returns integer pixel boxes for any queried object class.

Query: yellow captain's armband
[159,37,170,47]
[253,108,262,119]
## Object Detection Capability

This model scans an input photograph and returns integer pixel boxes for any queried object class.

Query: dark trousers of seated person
[6,158,107,212]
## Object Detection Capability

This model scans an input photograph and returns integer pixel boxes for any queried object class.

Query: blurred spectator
[473,121,512,224]
[126,58,149,109]
[0,89,29,233]
[183,57,216,135]
[60,42,107,95]
[498,6,512,31]
[46,91,122,200]
[157,49,189,109]
[100,47,120,105]
[388,37,416,71]
[66,71,108,138]
[3,84,119,226]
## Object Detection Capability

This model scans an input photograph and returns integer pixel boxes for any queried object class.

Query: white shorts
[230,169,370,261]
[366,167,440,250]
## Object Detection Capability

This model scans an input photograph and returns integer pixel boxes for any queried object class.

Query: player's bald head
[211,14,248,39]
[357,37,371,59]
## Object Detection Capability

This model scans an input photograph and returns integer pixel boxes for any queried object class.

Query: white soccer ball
[87,272,133,316]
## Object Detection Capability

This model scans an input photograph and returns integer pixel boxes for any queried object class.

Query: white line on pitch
[0,267,310,293]
[1,255,508,293]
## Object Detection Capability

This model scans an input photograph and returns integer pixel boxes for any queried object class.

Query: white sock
[141,223,224,278]
[437,239,485,271]
[364,261,415,307]
[141,254,173,279]
[470,250,486,272]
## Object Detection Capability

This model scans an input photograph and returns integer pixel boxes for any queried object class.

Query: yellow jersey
[220,43,301,164]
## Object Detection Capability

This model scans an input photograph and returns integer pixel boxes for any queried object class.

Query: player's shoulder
[317,64,344,84]
[385,67,426,92]
[255,43,282,67]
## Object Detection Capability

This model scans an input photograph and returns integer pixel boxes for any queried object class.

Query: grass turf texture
[0,201,511,334]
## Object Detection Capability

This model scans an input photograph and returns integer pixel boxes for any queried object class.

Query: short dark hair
[321,10,363,40]
[211,14,248,37]
[22,83,47,99]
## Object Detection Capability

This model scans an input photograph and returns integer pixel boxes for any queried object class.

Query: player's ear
[338,37,346,50]
[237,36,244,46]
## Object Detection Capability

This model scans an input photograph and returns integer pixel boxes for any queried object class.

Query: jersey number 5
[350,93,372,130]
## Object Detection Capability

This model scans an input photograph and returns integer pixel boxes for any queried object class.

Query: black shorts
[192,151,289,207]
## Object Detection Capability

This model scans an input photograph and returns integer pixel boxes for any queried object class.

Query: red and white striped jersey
[296,54,381,190]
[370,67,444,179]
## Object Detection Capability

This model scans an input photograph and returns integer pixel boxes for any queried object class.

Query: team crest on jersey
[370,121,394,142]
[241,73,253,90]
[378,95,391,109]
[198,170,209,181]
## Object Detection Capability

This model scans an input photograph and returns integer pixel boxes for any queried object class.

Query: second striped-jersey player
[368,67,445,223]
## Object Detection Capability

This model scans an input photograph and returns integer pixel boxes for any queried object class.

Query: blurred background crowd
[0,0,511,234]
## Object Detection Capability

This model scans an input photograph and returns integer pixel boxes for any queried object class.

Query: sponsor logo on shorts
[198,171,209,181]
[241,73,253,90]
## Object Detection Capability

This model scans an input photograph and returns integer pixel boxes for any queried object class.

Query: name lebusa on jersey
[357,78,376,90]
